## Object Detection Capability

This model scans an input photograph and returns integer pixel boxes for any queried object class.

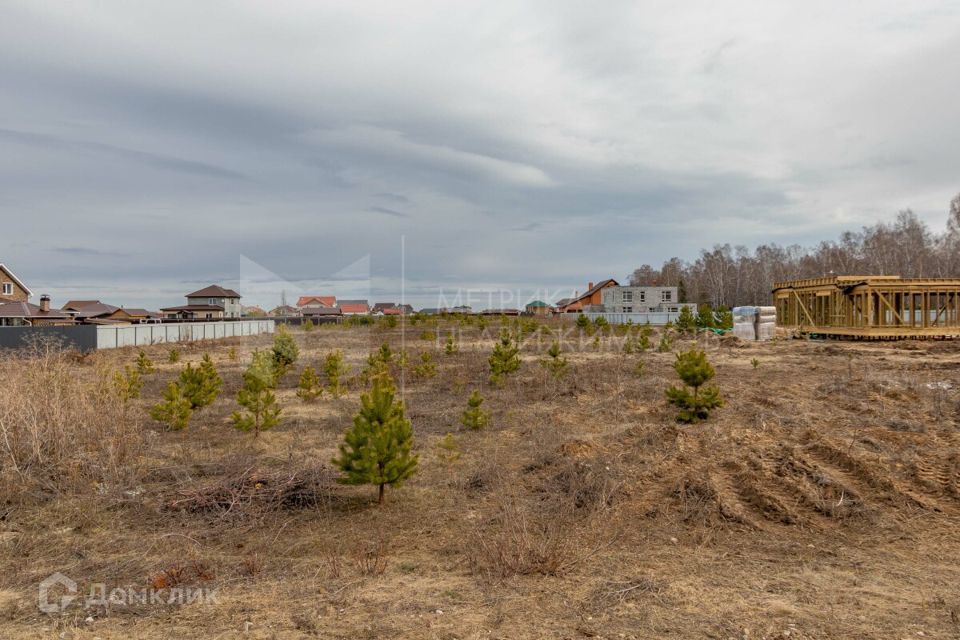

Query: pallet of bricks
[731,306,776,341]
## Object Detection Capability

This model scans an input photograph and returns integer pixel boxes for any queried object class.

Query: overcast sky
[2,1,960,310]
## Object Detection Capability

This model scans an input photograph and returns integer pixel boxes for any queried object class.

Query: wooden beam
[792,290,815,326]
[875,291,904,326]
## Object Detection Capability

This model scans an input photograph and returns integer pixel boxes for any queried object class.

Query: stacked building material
[732,306,758,340]
[756,306,776,341]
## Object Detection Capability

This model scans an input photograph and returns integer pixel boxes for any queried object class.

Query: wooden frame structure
[772,275,960,338]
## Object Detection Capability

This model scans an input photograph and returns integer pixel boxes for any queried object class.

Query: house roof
[270,305,299,315]
[579,279,618,300]
[68,302,121,318]
[557,279,619,308]
[338,300,370,313]
[62,300,101,311]
[302,305,342,316]
[372,302,396,312]
[160,304,225,312]
[0,264,33,297]
[525,300,551,308]
[185,285,242,299]
[297,295,336,307]
[0,301,71,319]
[109,308,159,318]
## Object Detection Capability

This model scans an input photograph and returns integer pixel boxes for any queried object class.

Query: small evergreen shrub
[296,365,323,401]
[714,306,733,330]
[324,350,349,398]
[150,382,192,430]
[444,334,459,355]
[541,342,568,378]
[488,331,521,385]
[333,372,418,504]
[657,334,673,353]
[179,354,222,410]
[413,351,437,379]
[593,316,609,333]
[136,351,155,375]
[436,433,462,465]
[665,348,723,423]
[271,326,300,376]
[460,390,489,431]
[168,348,180,363]
[697,304,717,329]
[113,366,143,402]
[676,306,697,334]
[231,350,282,437]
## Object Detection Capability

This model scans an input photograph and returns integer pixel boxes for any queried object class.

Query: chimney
[39,295,50,312]
[587,282,594,291]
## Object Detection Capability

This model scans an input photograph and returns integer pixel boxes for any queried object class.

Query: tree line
[629,193,960,307]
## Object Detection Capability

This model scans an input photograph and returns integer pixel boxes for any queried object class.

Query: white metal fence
[95,320,275,349]
[582,311,684,325]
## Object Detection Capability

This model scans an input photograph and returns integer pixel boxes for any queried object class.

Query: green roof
[526,300,551,308]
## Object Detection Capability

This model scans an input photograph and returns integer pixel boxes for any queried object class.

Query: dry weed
[0,339,145,502]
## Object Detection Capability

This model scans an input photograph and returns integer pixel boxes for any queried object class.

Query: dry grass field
[2,318,960,639]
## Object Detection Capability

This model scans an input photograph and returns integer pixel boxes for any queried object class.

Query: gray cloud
[369,206,411,219]
[0,128,246,180]
[54,246,130,257]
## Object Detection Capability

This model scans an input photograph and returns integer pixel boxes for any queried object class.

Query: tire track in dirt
[803,440,947,514]
[911,452,960,502]
[742,450,862,525]
[705,467,765,529]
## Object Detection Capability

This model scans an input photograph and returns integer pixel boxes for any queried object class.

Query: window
[209,298,219,305]
[639,291,646,302]
[1,283,11,295]
[623,306,633,313]
[661,290,672,302]
[622,290,633,303]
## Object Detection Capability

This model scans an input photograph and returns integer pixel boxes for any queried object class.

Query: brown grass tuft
[0,339,145,503]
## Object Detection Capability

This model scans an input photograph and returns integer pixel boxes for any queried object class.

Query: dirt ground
[2,318,960,639]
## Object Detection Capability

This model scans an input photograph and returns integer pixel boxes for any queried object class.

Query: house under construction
[772,275,960,338]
